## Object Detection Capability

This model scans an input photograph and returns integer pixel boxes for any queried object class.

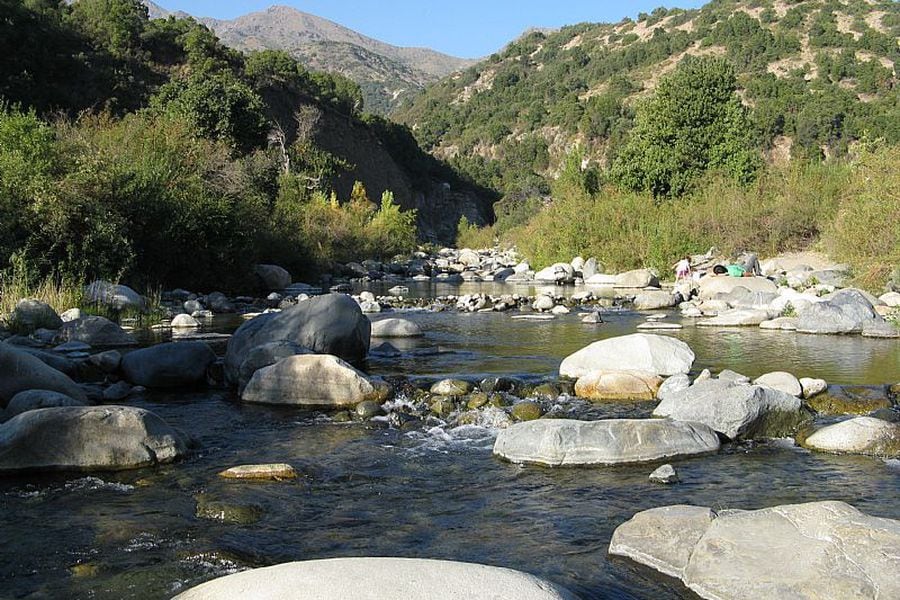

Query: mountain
[394,0,899,198]
[186,5,474,115]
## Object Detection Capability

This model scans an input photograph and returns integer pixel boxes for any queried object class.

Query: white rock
[649,464,679,484]
[171,314,200,328]
[241,355,377,407]
[799,377,827,399]
[879,292,900,308]
[369,318,423,338]
[803,417,900,457]
[173,558,576,600]
[560,333,695,378]
[753,371,802,397]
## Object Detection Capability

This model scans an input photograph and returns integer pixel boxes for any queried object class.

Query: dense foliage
[398,0,899,200]
[0,0,427,290]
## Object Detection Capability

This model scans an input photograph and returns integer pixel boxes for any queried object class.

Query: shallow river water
[2,283,899,599]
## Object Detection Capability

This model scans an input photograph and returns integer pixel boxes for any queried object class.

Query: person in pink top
[674,256,692,281]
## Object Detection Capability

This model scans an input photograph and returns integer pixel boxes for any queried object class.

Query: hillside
[193,5,475,115]
[395,0,899,199]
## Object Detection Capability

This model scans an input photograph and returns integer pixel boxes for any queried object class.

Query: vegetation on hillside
[0,0,438,291]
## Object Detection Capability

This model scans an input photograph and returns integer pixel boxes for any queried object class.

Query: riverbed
[2,284,898,599]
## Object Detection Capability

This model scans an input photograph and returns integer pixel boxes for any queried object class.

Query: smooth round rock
[172,558,576,600]
[219,464,298,481]
[369,318,423,338]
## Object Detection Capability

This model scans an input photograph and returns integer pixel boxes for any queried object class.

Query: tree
[68,0,148,60]
[611,56,760,197]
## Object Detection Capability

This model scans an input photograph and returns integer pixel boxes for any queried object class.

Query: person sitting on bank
[738,252,762,276]
[712,264,728,276]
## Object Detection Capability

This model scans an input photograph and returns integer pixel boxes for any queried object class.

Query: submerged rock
[493,419,720,466]
[559,333,695,379]
[0,406,189,474]
[219,464,298,481]
[172,557,577,600]
[610,501,900,600]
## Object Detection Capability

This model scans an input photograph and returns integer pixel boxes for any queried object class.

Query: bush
[823,146,900,289]
[456,216,497,250]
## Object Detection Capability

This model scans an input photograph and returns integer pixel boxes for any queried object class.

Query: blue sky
[159,1,708,58]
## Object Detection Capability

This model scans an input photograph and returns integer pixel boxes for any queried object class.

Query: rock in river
[574,370,663,401]
[172,557,576,600]
[0,406,189,474]
[0,342,88,407]
[653,379,808,440]
[55,316,136,347]
[802,416,900,457]
[493,419,720,466]
[224,293,370,386]
[559,333,695,379]
[3,390,85,421]
[369,318,424,338]
[121,341,216,389]
[610,502,900,600]
[241,354,378,407]
[610,500,900,600]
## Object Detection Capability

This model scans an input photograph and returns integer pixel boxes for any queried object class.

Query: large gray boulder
[8,299,62,333]
[534,263,575,284]
[0,342,88,407]
[254,264,292,291]
[84,280,144,311]
[237,341,311,394]
[242,354,377,407]
[697,309,773,327]
[55,315,136,346]
[614,269,658,288]
[173,557,576,600]
[653,379,808,440]
[224,294,370,386]
[559,333,695,379]
[3,390,86,421]
[802,417,900,457]
[493,419,720,466]
[0,406,189,474]
[610,501,900,600]
[796,288,881,334]
[121,342,216,388]
[370,318,424,338]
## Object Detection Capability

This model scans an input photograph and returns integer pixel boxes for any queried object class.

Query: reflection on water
[1,282,898,599]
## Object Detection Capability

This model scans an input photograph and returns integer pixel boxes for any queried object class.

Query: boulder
[609,505,715,579]
[206,292,234,313]
[649,463,679,484]
[799,377,827,399]
[879,291,900,308]
[721,288,778,310]
[241,354,377,407]
[219,464,298,481]
[533,295,555,312]
[0,342,88,407]
[172,558,576,600]
[493,419,720,466]
[534,263,575,284]
[0,406,189,474]
[121,342,216,389]
[633,291,676,310]
[585,274,616,286]
[237,341,311,394]
[582,257,598,279]
[614,269,657,288]
[861,321,900,338]
[759,317,798,330]
[697,309,773,327]
[698,276,777,299]
[55,316,136,346]
[753,371,802,397]
[370,318,424,338]
[84,280,144,311]
[171,314,200,328]
[430,379,473,396]
[254,264,292,291]
[574,370,663,401]
[3,390,85,421]
[653,379,808,440]
[610,501,900,600]
[657,373,691,402]
[224,294,370,386]
[457,249,481,268]
[9,299,62,333]
[796,288,881,335]
[560,333,695,379]
[18,347,77,376]
[802,417,900,457]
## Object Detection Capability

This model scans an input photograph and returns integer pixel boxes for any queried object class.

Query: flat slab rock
[610,500,900,600]
[219,464,298,481]
[559,333,695,378]
[172,557,576,600]
[493,418,720,466]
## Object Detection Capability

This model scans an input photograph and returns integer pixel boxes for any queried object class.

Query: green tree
[68,0,148,60]
[611,56,760,197]
[152,69,269,154]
